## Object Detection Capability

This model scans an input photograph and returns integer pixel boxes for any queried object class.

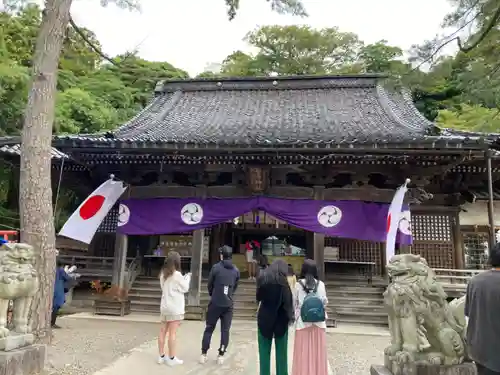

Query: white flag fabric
[59,178,126,244]
[385,179,410,264]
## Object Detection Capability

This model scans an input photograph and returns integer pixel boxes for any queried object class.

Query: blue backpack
[299,280,325,323]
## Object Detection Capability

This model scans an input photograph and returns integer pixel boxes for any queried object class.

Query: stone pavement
[90,320,322,375]
[80,317,388,375]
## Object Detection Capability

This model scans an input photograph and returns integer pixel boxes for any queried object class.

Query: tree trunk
[19,0,73,343]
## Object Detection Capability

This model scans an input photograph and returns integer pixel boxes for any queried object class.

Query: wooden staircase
[129,277,338,326]
[325,276,387,327]
[128,276,205,319]
[128,277,259,320]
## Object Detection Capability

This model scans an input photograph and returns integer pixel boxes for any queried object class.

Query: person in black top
[256,259,294,375]
[200,245,240,365]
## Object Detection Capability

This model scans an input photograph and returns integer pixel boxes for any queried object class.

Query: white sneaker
[217,355,225,365]
[199,354,208,364]
[166,357,183,366]
[157,356,166,364]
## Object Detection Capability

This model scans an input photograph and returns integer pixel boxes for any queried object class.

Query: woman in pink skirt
[292,259,329,375]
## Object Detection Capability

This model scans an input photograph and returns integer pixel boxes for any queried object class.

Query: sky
[71,0,454,77]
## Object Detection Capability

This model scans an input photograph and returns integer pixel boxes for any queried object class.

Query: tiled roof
[113,75,449,145]
[0,143,68,159]
[52,75,487,149]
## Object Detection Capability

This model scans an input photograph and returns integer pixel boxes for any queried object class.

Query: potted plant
[91,280,130,316]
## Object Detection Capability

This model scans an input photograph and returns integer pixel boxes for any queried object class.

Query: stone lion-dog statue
[384,253,467,374]
[0,242,38,337]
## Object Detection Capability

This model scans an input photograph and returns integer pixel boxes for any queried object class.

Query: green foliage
[55,88,119,134]
[0,5,187,136]
[436,105,500,132]
[224,0,307,20]
[0,58,30,135]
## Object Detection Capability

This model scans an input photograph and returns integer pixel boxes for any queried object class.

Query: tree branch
[68,14,120,66]
[457,2,500,53]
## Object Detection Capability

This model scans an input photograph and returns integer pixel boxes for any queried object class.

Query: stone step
[327,296,384,306]
[327,285,385,292]
[325,280,386,287]
[334,315,388,327]
[333,308,387,321]
[331,305,386,315]
[327,289,384,298]
[129,286,161,293]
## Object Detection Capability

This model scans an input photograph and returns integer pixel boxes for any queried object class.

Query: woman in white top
[157,251,191,366]
[292,259,329,375]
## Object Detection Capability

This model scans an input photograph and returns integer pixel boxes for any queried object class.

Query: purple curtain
[117,197,412,244]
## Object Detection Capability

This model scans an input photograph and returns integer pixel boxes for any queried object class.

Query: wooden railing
[432,268,484,297]
[57,255,135,281]
[125,255,142,291]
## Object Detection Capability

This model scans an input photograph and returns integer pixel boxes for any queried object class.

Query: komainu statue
[0,243,38,338]
[384,254,467,375]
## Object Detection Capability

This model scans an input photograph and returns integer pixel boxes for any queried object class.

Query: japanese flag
[59,178,126,244]
[386,179,410,264]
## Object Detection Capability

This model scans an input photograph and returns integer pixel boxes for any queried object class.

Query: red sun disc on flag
[79,195,105,220]
[386,214,391,233]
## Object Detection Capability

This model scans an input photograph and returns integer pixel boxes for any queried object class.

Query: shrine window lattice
[324,237,383,276]
[462,232,489,270]
[411,214,454,269]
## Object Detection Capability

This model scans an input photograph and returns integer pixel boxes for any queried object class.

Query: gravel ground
[326,333,388,375]
[43,318,388,375]
[45,318,159,375]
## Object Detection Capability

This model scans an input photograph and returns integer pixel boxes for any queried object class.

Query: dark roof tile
[112,76,439,145]
[53,75,489,149]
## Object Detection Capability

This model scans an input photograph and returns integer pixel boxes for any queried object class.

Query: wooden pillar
[111,233,128,289]
[313,186,325,280]
[486,150,496,249]
[452,211,465,269]
[187,185,206,306]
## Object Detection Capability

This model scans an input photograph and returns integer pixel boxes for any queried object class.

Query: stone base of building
[0,344,46,375]
[371,362,477,375]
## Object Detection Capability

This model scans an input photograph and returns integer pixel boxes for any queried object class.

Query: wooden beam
[130,185,197,199]
[324,187,393,202]
[411,205,461,214]
[187,185,207,306]
[207,186,247,198]
[452,212,465,269]
[313,186,325,280]
[111,234,128,289]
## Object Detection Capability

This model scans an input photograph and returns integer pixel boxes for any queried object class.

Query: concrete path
[86,320,332,375]
[65,312,389,337]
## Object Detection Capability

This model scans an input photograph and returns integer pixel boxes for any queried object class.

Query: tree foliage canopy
[0,4,189,137]
[1,0,500,138]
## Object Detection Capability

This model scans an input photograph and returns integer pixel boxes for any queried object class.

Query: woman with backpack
[292,259,329,375]
[256,259,294,375]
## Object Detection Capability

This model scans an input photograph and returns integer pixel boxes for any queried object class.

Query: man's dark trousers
[201,303,233,355]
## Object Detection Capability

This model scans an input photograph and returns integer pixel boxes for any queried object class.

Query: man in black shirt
[465,243,500,375]
[200,245,240,365]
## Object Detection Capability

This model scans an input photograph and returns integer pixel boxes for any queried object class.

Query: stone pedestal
[0,344,45,375]
[371,363,477,375]
[0,334,34,352]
